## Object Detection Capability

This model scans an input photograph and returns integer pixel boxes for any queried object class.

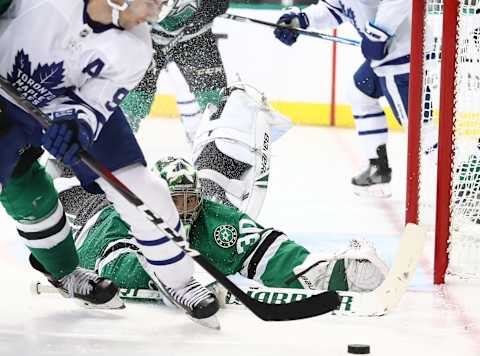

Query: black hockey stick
[0,77,340,321]
[222,13,360,47]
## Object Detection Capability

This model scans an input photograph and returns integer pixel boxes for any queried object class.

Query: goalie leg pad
[193,89,273,218]
[195,141,250,208]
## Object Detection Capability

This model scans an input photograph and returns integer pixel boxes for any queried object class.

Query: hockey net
[407,0,480,283]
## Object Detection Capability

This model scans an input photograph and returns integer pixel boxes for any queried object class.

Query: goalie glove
[361,21,392,60]
[274,7,310,46]
[292,239,388,292]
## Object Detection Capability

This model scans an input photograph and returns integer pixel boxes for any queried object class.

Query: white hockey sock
[96,164,193,289]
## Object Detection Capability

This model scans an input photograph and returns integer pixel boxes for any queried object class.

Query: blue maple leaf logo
[7,50,31,84]
[7,50,66,107]
[338,2,361,34]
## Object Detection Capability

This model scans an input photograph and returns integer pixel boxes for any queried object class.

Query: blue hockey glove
[41,109,93,166]
[361,22,391,60]
[274,8,309,46]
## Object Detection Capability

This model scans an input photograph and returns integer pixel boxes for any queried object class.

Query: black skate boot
[352,144,392,198]
[30,255,124,309]
[156,276,220,330]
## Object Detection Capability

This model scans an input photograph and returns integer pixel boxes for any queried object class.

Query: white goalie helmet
[106,0,175,27]
[153,156,203,226]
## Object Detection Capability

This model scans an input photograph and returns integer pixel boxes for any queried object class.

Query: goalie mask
[153,156,202,226]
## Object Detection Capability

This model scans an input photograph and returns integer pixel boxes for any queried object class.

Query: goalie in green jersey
[43,155,388,302]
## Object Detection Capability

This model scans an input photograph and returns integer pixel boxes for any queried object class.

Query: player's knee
[352,61,383,99]
[0,160,58,222]
[348,82,384,116]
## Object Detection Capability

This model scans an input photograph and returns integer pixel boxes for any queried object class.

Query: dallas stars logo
[214,225,238,249]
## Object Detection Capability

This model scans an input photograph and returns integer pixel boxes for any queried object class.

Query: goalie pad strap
[247,230,284,279]
[198,169,245,198]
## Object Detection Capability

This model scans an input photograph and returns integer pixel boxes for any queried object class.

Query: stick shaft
[0,77,339,321]
[222,13,360,47]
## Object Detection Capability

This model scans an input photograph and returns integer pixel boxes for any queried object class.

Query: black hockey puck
[347,344,370,354]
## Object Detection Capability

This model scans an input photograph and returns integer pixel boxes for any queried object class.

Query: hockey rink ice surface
[1,119,480,356]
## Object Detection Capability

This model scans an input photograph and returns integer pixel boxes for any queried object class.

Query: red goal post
[407,0,480,284]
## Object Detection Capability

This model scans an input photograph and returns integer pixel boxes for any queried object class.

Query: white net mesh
[419,0,480,278]
[418,0,442,231]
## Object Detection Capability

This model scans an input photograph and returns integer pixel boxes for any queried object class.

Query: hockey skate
[30,255,124,309]
[352,144,392,198]
[155,275,221,330]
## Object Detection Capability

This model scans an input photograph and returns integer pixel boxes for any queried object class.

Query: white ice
[1,119,480,356]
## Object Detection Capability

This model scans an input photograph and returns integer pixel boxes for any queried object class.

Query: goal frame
[406,0,460,285]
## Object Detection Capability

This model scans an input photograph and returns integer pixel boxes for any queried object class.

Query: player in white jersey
[274,1,412,197]
[0,0,219,323]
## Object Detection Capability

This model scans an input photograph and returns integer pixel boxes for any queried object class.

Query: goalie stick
[220,223,427,316]
[0,76,340,321]
[222,13,360,47]
[32,223,426,316]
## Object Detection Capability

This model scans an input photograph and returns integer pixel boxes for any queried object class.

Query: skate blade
[353,183,391,198]
[76,294,126,310]
[187,314,221,330]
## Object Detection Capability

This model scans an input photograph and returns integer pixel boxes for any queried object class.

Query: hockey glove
[41,109,93,166]
[361,22,391,60]
[274,8,309,46]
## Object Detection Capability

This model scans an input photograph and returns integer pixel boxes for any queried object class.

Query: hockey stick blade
[0,77,340,321]
[222,13,360,47]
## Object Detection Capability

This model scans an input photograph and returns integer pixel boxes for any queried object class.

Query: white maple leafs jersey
[303,0,411,75]
[0,0,152,139]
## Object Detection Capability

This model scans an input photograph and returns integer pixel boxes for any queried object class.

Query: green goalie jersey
[72,197,316,291]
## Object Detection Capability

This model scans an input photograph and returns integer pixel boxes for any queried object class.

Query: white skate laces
[166,277,212,310]
[59,267,100,298]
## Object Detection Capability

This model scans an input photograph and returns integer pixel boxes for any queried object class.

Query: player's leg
[0,103,122,308]
[378,72,409,127]
[72,110,219,322]
[0,151,122,308]
[164,62,203,145]
[349,60,392,197]
[173,29,227,112]
[120,41,168,133]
